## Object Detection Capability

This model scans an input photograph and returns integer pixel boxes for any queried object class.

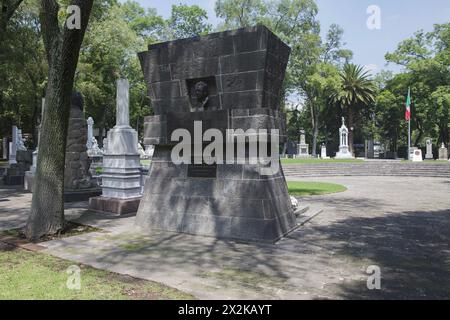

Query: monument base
[335,152,353,159]
[64,188,102,203]
[136,147,298,244]
[89,196,141,215]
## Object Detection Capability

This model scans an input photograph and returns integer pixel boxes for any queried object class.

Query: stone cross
[116,79,130,128]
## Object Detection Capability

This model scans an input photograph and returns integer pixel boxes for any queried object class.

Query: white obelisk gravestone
[89,79,142,215]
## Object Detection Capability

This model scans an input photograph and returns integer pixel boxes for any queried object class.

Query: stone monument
[2,137,7,160]
[136,25,295,243]
[410,147,423,162]
[320,144,330,159]
[8,126,18,165]
[425,138,433,160]
[335,117,353,159]
[5,126,32,185]
[24,97,45,192]
[64,92,100,201]
[89,79,142,215]
[366,139,375,159]
[85,117,103,182]
[439,143,448,160]
[296,129,310,158]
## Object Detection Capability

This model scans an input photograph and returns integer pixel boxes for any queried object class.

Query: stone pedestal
[5,150,31,186]
[410,148,423,162]
[89,79,142,215]
[136,26,295,243]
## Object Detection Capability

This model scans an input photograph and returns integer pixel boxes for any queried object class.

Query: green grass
[281,158,364,164]
[140,160,151,166]
[0,247,194,300]
[287,181,347,196]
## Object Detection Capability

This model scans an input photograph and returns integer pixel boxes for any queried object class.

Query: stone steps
[282,162,450,177]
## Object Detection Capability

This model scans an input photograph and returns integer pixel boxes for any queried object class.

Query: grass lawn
[287,181,347,196]
[0,245,194,300]
[281,158,363,164]
[140,159,151,166]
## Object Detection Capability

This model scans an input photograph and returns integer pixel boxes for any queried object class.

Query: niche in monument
[136,25,296,243]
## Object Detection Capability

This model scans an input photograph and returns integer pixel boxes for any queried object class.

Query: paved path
[1,176,450,299]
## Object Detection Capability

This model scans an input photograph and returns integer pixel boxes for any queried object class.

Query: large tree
[25,0,94,241]
[331,63,376,155]
[385,23,450,146]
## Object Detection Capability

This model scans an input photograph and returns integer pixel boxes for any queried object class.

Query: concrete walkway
[1,176,450,299]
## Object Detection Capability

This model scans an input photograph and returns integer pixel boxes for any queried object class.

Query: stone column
[8,126,18,164]
[116,79,130,128]
[2,137,7,160]
[86,117,94,150]
[89,79,142,215]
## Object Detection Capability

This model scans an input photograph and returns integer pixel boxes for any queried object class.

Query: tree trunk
[25,0,93,241]
[309,97,319,157]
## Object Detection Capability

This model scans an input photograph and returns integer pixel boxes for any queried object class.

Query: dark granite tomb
[136,25,297,243]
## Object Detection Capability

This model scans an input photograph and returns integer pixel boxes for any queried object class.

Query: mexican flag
[405,87,411,121]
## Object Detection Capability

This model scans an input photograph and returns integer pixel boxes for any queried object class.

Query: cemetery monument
[64,92,101,201]
[425,138,434,160]
[439,143,448,161]
[296,129,310,158]
[136,25,296,243]
[335,117,353,159]
[89,79,142,215]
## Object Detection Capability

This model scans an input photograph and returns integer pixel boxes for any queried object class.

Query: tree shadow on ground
[286,209,450,299]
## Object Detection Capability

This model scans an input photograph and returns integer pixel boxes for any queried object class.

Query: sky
[134,0,450,75]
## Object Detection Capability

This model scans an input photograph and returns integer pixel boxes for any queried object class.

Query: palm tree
[331,64,376,155]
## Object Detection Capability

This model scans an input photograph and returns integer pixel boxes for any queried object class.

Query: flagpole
[408,116,411,160]
[407,87,411,161]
